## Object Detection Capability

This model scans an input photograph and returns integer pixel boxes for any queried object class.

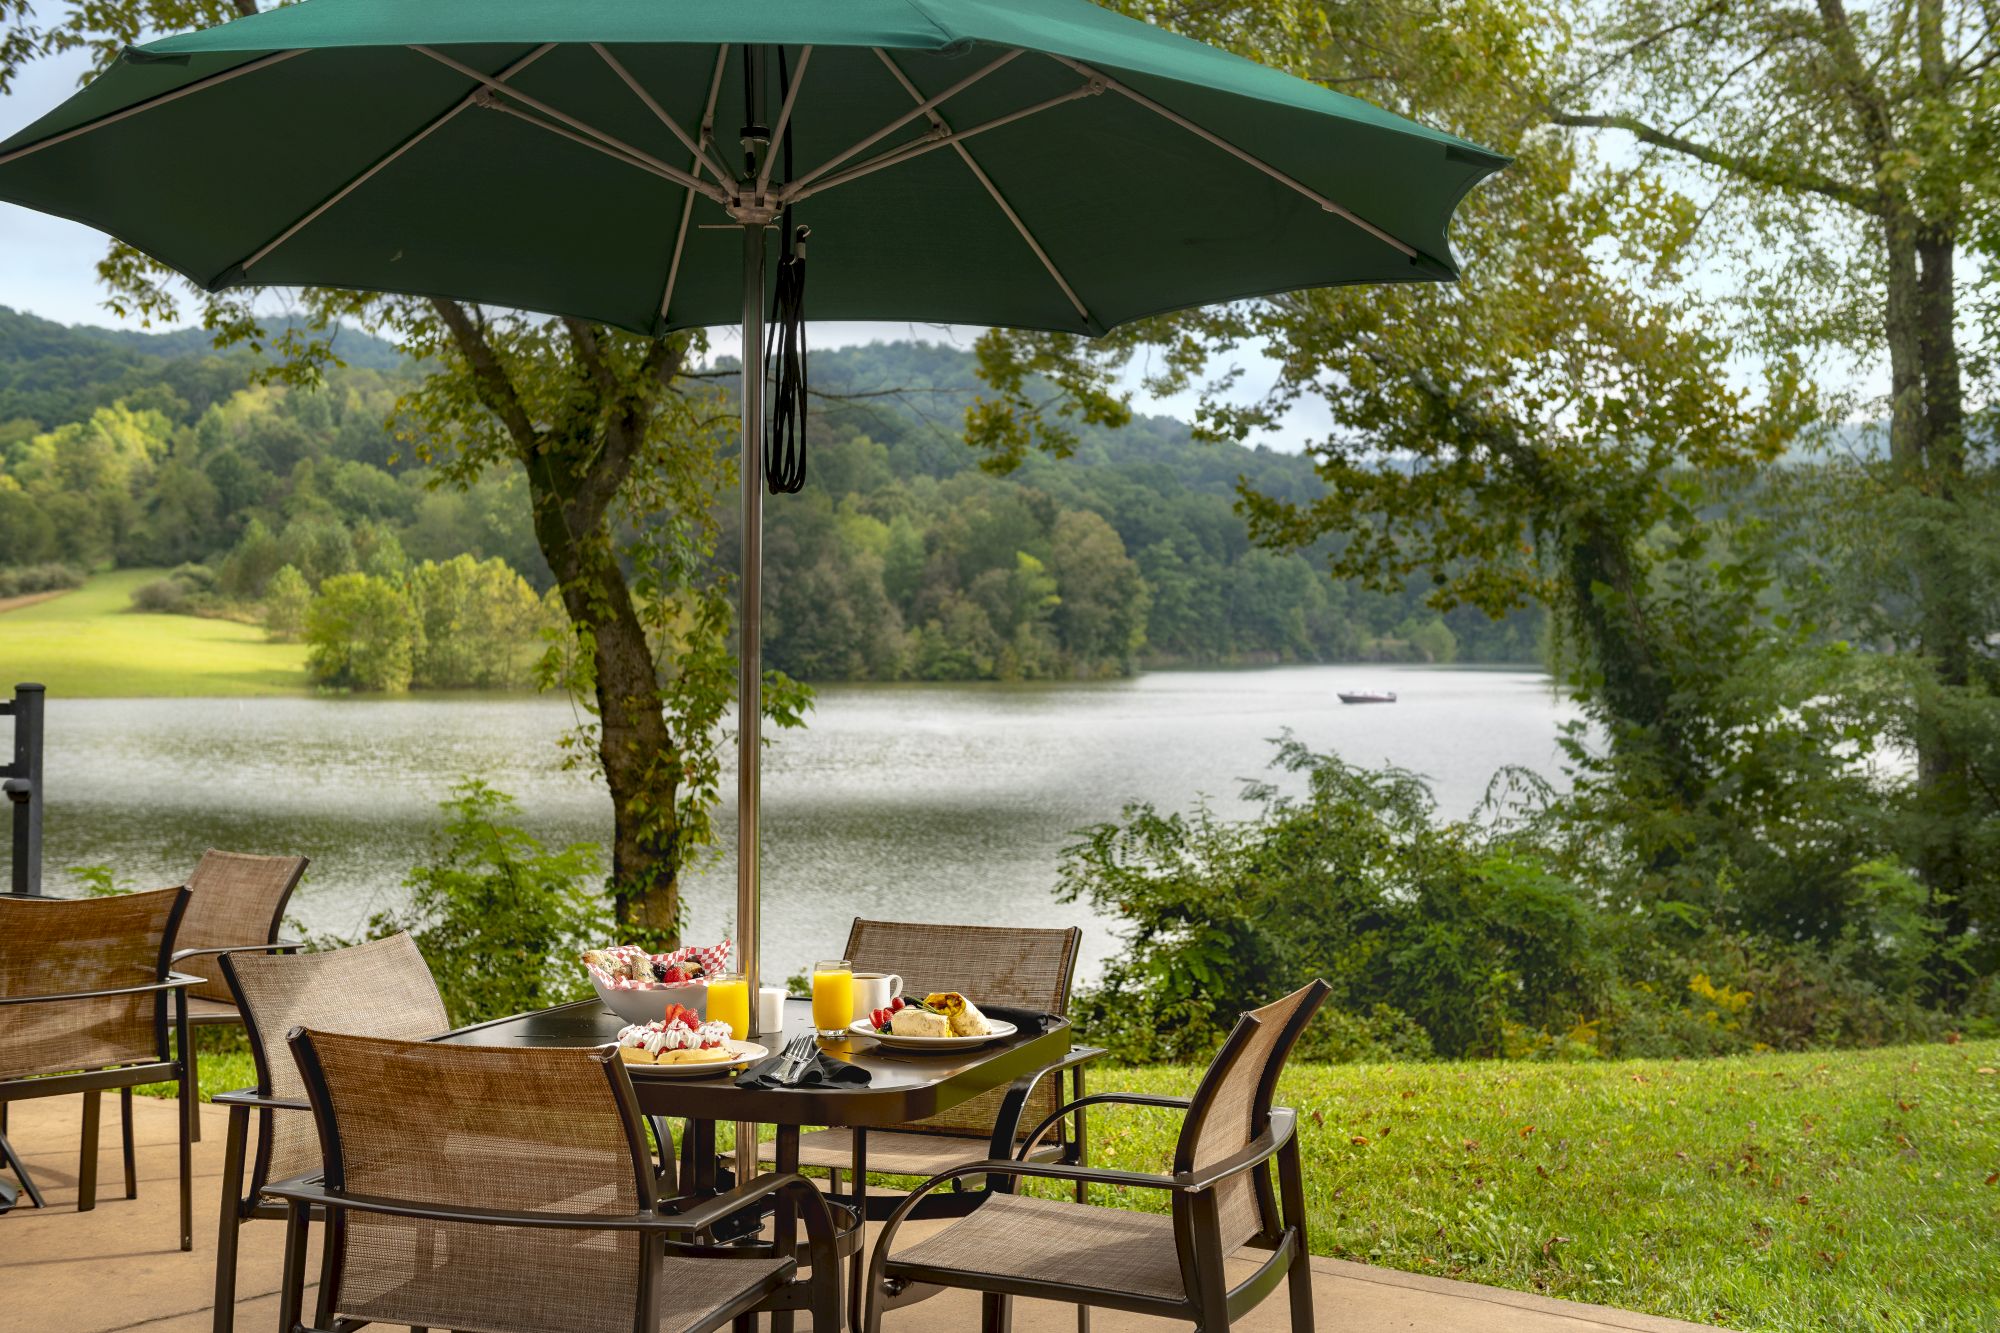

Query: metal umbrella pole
[733,215,766,1166]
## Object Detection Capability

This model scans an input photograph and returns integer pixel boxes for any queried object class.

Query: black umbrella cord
[765,49,808,494]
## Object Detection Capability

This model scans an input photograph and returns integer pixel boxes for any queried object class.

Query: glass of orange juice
[706,972,749,1040]
[811,959,854,1037]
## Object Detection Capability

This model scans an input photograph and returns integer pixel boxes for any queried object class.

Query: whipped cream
[618,1019,732,1054]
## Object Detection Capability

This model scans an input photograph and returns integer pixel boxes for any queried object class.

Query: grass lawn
[0,569,307,696]
[151,1036,1999,1331]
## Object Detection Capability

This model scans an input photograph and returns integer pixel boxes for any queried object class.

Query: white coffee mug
[853,971,903,1013]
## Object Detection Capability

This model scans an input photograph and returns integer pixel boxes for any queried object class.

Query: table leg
[771,1125,800,1333]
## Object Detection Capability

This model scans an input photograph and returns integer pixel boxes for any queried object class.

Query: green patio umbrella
[0,0,1504,1027]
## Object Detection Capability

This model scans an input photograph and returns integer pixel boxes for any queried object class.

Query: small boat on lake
[1337,690,1398,705]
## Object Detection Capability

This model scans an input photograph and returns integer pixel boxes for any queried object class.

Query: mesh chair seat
[174,850,309,1005]
[752,1126,1067,1177]
[332,1248,793,1333]
[891,1193,1190,1304]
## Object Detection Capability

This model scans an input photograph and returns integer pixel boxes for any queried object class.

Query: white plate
[623,1038,766,1077]
[848,1017,1017,1050]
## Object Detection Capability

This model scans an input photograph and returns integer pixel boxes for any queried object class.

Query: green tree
[1047,509,1148,674]
[409,554,544,688]
[305,571,419,692]
[1546,0,1999,983]
[262,563,310,642]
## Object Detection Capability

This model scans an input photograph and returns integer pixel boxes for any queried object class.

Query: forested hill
[0,307,1540,680]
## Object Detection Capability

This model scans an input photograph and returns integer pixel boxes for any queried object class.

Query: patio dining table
[436,995,1077,1329]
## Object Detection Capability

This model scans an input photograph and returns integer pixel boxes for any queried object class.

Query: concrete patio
[1,1094,1722,1333]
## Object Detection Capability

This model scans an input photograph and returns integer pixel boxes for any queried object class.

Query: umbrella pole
[735,218,766,1173]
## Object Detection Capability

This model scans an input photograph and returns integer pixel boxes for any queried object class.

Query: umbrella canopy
[0,0,1503,337]
[0,0,1503,1037]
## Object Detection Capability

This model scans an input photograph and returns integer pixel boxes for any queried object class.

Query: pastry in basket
[616,1005,735,1065]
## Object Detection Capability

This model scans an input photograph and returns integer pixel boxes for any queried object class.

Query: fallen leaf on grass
[1350,1136,1370,1146]
[1520,1124,1536,1138]
[1541,1234,1572,1258]
[1796,1194,1812,1206]
[1976,1067,1996,1076]
[1309,1109,1324,1128]
[1984,1172,1997,1186]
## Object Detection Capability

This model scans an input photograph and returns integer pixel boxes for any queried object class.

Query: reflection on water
[26,665,1580,983]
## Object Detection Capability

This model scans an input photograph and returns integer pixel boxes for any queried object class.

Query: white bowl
[591,975,707,1027]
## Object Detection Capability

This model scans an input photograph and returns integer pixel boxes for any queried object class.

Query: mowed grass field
[154,1035,2000,1331]
[0,569,307,696]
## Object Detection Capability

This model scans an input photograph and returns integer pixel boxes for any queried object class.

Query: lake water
[25,664,1581,984]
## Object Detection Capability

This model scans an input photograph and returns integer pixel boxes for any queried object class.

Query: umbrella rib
[0,49,305,169]
[754,45,812,197]
[873,48,1094,332]
[593,42,733,188]
[412,44,728,204]
[783,46,1021,196]
[234,44,556,278]
[658,43,730,326]
[475,94,693,190]
[1050,55,1422,262]
[782,77,1104,205]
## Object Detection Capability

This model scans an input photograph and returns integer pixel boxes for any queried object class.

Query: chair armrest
[0,971,202,1007]
[1179,1108,1295,1191]
[171,940,304,963]
[261,1170,835,1250]
[1049,1045,1108,1072]
[212,1088,311,1113]
[1018,1090,1194,1160]
[980,1044,1115,1159]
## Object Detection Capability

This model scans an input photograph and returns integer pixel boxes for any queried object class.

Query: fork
[777,1033,816,1085]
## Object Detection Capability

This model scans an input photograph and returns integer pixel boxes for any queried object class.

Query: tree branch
[1547,109,1887,214]
[428,297,539,449]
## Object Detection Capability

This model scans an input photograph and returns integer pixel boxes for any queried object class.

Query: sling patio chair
[863,979,1330,1333]
[265,1028,842,1333]
[169,849,310,1142]
[0,885,200,1249]
[209,932,450,1333]
[724,919,1103,1326]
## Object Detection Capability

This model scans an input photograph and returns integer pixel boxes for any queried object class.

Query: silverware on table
[777,1033,816,1086]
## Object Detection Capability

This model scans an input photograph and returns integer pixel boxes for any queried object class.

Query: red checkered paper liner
[584,940,733,990]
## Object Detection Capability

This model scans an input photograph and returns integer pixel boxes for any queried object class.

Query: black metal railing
[2,682,44,896]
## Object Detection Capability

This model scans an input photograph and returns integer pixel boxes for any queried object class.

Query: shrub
[0,562,84,598]
[1059,737,1612,1062]
[130,575,192,613]
[339,780,610,1026]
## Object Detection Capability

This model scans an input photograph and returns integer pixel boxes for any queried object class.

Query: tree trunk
[1883,216,1975,959]
[431,299,690,942]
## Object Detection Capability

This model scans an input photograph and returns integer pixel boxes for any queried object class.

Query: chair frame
[863,979,1330,1333]
[170,850,310,1145]
[208,935,453,1333]
[0,887,201,1251]
[801,921,1105,1330]
[267,1028,842,1333]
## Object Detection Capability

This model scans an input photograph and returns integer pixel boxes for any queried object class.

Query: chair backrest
[844,918,1081,1140]
[1174,980,1328,1252]
[0,886,188,1082]
[291,1028,654,1333]
[176,849,309,1003]
[222,933,450,1189]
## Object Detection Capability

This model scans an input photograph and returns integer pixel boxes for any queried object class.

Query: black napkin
[981,1005,1061,1036]
[735,1050,871,1089]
